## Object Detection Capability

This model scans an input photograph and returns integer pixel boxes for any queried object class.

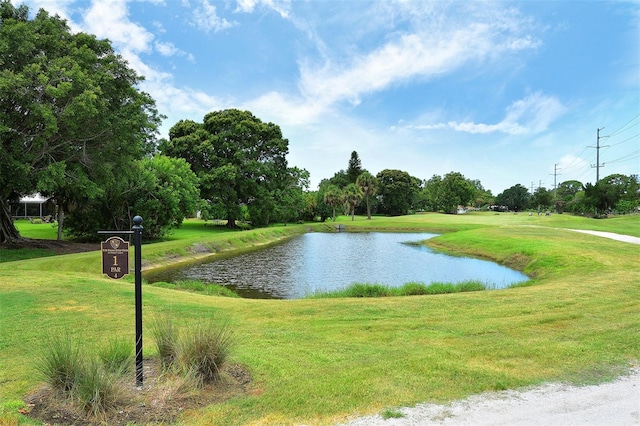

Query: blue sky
[17,0,640,194]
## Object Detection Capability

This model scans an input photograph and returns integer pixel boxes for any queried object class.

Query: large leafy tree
[64,156,199,240]
[376,169,420,216]
[438,172,476,214]
[495,184,530,212]
[160,109,290,228]
[420,172,476,213]
[532,187,553,211]
[585,174,639,214]
[0,2,161,243]
[356,171,378,219]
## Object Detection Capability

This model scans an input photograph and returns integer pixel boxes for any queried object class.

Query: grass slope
[1,213,638,425]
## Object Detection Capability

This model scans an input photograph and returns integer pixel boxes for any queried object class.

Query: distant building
[12,194,53,218]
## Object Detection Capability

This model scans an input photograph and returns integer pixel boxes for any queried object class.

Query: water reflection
[145,232,529,299]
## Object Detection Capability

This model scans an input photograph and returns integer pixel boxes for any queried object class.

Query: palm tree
[343,183,363,221]
[323,185,343,222]
[356,171,378,219]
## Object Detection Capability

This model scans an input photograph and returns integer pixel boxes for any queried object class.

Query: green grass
[1,213,639,425]
[309,280,487,298]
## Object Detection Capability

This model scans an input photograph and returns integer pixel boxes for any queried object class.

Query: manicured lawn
[1,213,638,425]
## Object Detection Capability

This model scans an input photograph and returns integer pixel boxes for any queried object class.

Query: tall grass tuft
[98,337,134,375]
[309,281,486,298]
[35,334,83,392]
[35,335,126,417]
[73,360,124,418]
[151,315,180,370]
[177,319,234,386]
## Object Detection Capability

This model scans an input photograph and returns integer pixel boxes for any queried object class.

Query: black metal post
[132,215,143,387]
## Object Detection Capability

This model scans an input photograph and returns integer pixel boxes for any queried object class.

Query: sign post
[132,216,143,387]
[98,215,144,387]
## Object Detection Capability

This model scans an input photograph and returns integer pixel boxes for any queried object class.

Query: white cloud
[81,0,154,56]
[189,0,235,32]
[234,0,291,19]
[293,2,541,120]
[403,93,566,136]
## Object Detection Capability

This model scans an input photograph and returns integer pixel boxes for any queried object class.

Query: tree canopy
[0,2,161,242]
[495,184,530,211]
[160,109,292,228]
[376,169,420,216]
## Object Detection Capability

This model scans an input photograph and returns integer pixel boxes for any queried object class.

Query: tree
[470,180,494,209]
[269,167,310,225]
[422,175,443,212]
[343,183,363,221]
[438,172,476,214]
[585,174,639,215]
[557,180,584,199]
[327,170,349,189]
[532,187,553,211]
[495,184,530,212]
[63,156,199,240]
[356,171,378,219]
[376,169,420,216]
[160,109,290,228]
[0,2,161,243]
[346,151,363,184]
[323,185,343,222]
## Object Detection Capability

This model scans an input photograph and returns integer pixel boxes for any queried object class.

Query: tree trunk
[0,198,21,243]
[56,202,65,241]
[225,213,237,229]
[366,195,371,220]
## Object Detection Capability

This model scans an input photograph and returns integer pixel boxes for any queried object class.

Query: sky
[15,0,640,195]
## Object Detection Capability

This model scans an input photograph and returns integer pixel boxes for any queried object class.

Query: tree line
[1,2,638,244]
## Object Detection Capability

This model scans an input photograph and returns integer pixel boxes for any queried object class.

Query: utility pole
[550,163,561,198]
[589,128,608,183]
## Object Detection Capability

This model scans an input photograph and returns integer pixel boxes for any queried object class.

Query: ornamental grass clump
[177,319,235,386]
[73,360,125,418]
[35,335,128,417]
[98,337,134,375]
[151,315,180,370]
[35,334,83,393]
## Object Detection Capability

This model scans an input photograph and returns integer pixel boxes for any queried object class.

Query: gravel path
[566,229,640,244]
[339,368,640,426]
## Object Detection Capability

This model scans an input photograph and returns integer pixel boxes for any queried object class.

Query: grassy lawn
[1,213,638,425]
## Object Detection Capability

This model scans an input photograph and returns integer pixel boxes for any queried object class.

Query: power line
[608,113,640,137]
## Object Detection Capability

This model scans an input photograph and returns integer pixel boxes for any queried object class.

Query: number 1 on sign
[113,256,118,266]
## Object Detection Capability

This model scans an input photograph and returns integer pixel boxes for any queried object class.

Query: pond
[145,232,529,299]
